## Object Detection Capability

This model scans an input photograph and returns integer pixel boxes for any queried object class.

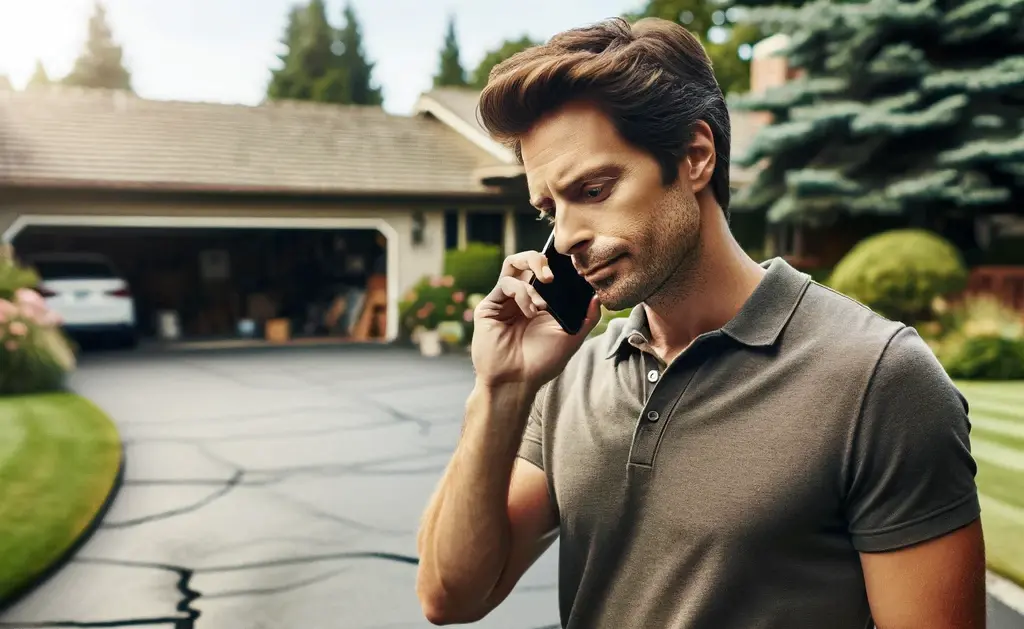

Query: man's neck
[644,206,767,364]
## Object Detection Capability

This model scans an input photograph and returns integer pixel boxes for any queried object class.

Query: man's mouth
[582,254,624,283]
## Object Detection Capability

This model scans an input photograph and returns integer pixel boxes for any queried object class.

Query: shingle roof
[0,86,506,196]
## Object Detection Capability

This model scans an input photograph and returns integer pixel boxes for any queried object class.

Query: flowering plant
[398,275,470,334]
[0,288,76,395]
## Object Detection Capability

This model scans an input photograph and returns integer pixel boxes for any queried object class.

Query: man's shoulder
[796,279,907,351]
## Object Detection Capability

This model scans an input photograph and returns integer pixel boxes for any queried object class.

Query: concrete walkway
[0,345,1020,628]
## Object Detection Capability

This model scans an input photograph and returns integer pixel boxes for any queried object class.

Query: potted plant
[399,275,470,357]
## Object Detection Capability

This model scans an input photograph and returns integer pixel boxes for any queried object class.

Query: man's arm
[415,383,558,625]
[844,326,986,628]
[861,518,986,628]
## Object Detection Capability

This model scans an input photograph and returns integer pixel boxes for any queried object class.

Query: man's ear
[679,120,716,193]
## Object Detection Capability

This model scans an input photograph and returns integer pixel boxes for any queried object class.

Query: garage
[5,215,397,346]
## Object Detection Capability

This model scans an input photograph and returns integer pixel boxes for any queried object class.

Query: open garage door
[3,216,399,344]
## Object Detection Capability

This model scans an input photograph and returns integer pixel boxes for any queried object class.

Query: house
[0,80,764,344]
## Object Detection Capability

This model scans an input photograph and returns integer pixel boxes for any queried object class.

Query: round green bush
[443,243,504,297]
[827,229,968,323]
[940,334,1024,380]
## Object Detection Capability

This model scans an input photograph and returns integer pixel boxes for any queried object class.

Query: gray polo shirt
[518,257,980,629]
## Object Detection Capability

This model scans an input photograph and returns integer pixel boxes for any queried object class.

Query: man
[415,16,986,629]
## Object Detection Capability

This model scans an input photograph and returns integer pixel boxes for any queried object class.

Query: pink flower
[0,299,15,321]
[452,291,465,304]
[463,309,474,322]
[8,321,27,337]
[14,288,43,308]
[446,305,455,315]
[429,276,442,288]
[441,275,455,287]
[4,339,17,352]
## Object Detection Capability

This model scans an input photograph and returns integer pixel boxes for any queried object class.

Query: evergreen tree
[267,1,340,101]
[266,1,380,106]
[434,14,469,88]
[626,0,762,95]
[330,2,383,105]
[730,0,1024,227]
[63,1,132,91]
[27,60,52,89]
[471,35,542,89]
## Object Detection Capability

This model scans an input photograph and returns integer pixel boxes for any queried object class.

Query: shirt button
[647,369,659,383]
[646,410,660,422]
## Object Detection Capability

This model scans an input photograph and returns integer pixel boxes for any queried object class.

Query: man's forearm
[416,381,537,614]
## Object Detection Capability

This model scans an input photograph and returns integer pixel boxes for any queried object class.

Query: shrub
[0,288,76,395]
[827,229,968,323]
[0,246,39,301]
[443,243,504,296]
[932,294,1024,380]
[398,275,471,336]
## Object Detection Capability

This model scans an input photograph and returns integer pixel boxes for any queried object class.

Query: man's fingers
[483,276,548,317]
[501,251,554,283]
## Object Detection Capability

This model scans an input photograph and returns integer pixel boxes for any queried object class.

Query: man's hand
[861,518,986,629]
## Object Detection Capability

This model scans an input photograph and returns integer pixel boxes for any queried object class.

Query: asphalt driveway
[0,346,559,629]
[1,345,1021,629]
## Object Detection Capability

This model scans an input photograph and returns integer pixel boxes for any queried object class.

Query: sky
[0,0,646,115]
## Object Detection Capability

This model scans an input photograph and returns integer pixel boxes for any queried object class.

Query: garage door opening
[9,222,393,345]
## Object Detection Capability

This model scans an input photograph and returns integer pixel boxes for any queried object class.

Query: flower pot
[418,328,443,357]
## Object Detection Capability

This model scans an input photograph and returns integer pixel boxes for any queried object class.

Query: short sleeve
[516,388,546,471]
[844,325,980,552]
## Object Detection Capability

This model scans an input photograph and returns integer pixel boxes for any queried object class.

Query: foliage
[931,295,1024,380]
[625,0,763,95]
[729,0,1024,226]
[267,1,383,106]
[0,289,76,396]
[0,248,40,301]
[443,243,504,296]
[471,35,542,89]
[827,229,968,323]
[434,15,468,88]
[398,275,471,334]
[62,2,132,91]
[0,393,121,602]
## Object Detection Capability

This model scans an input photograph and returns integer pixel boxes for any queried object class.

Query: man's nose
[553,209,592,258]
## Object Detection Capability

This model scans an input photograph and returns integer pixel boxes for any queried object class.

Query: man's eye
[584,184,607,199]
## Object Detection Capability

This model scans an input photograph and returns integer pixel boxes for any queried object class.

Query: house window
[467,212,503,246]
[444,210,459,250]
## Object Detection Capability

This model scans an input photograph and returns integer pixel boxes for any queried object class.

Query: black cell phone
[529,229,595,334]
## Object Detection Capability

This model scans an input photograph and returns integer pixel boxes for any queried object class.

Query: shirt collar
[604,257,811,359]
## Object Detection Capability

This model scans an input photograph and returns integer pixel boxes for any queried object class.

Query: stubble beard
[596,188,702,312]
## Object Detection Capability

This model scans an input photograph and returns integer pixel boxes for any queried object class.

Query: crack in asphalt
[101,471,243,530]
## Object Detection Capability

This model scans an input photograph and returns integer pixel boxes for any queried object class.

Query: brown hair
[477,17,732,212]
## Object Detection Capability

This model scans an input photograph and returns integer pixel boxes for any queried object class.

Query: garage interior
[12,225,389,344]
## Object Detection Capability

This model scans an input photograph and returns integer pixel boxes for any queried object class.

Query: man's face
[520,101,702,311]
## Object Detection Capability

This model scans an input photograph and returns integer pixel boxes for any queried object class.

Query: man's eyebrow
[552,163,622,195]
[529,163,623,209]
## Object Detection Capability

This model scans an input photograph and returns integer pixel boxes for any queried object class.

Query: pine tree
[434,15,469,88]
[730,0,1024,228]
[626,0,763,95]
[329,2,383,106]
[267,1,340,102]
[471,35,542,89]
[27,60,52,89]
[63,1,132,91]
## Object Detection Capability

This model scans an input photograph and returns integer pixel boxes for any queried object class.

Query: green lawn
[955,380,1024,587]
[0,393,122,603]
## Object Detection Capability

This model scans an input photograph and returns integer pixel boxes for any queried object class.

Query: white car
[28,252,137,347]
